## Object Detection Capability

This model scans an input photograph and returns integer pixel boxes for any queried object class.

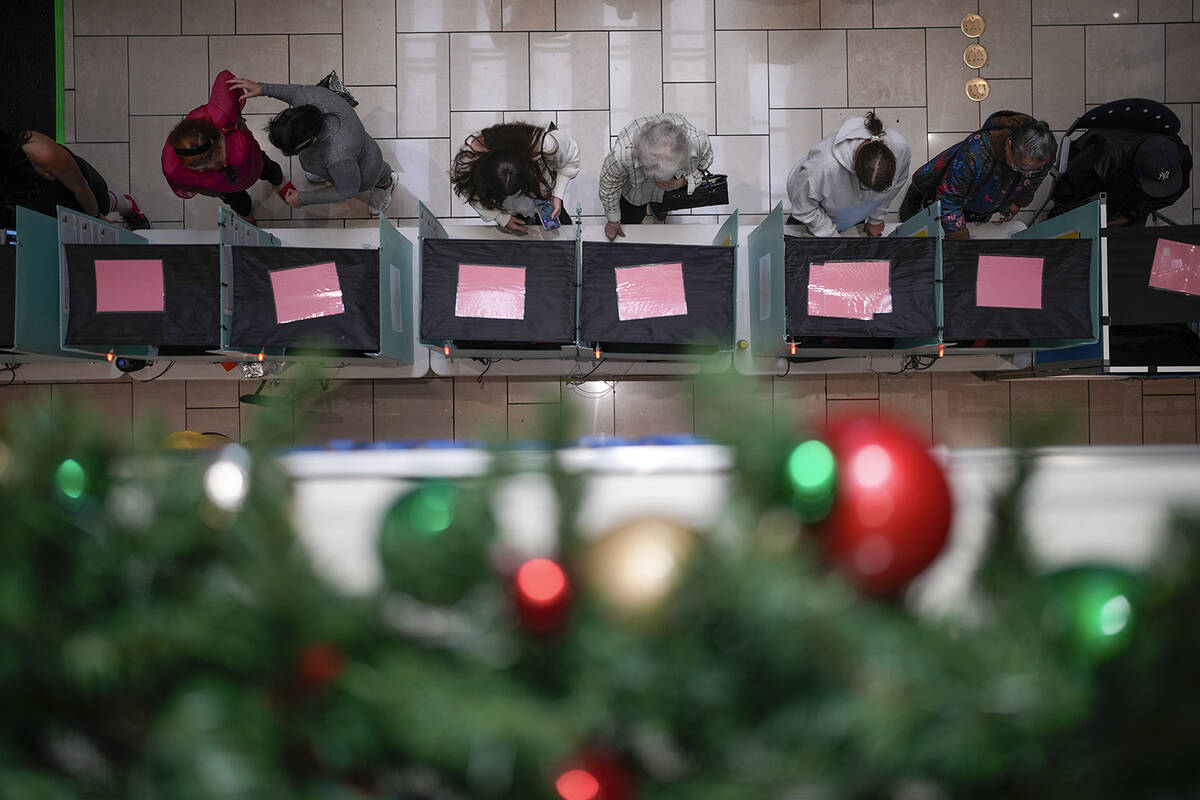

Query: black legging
[219,154,284,217]
[15,148,111,219]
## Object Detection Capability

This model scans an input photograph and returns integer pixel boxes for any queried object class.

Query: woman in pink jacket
[161,70,287,224]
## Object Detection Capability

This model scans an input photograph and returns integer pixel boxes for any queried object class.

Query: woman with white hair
[598,113,713,241]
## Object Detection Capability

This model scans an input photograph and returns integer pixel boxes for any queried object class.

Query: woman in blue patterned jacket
[898,111,1055,239]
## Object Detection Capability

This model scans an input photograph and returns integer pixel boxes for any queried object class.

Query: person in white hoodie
[450,122,581,234]
[786,112,911,237]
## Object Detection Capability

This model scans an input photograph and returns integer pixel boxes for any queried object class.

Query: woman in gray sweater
[226,77,397,216]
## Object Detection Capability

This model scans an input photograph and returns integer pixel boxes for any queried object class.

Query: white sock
[107,190,135,215]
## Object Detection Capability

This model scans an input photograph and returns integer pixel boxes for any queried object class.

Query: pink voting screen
[269,261,345,324]
[807,260,892,320]
[976,254,1043,309]
[615,262,688,321]
[94,259,165,313]
[1148,238,1200,298]
[455,264,526,320]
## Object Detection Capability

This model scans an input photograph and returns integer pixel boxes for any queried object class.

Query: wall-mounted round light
[966,77,991,102]
[964,43,988,69]
[961,12,986,37]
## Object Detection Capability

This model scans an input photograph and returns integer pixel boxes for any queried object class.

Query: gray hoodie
[786,116,911,237]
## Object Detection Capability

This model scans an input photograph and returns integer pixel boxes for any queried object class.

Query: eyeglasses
[285,137,317,156]
[1005,141,1046,176]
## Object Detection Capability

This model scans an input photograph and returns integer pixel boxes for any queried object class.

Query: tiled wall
[2,375,1197,447]
[62,0,1200,230]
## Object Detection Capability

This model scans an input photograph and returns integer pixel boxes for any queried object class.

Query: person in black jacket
[1050,131,1191,226]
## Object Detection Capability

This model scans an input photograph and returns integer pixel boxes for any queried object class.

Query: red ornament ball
[514,557,572,633]
[296,642,345,691]
[818,415,953,597]
[555,750,634,800]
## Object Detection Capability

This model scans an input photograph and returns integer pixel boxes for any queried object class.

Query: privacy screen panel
[942,239,1093,340]
[784,236,936,338]
[421,238,576,346]
[0,245,15,349]
[1105,225,1200,325]
[230,247,379,352]
[580,242,734,348]
[63,244,221,348]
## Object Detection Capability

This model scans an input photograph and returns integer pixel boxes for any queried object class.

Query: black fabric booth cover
[64,244,221,349]
[230,246,380,352]
[942,239,1093,340]
[0,245,15,349]
[1104,224,1200,326]
[421,238,576,347]
[784,236,937,338]
[580,241,734,350]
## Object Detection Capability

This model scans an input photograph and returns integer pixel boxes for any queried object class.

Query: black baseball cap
[1135,135,1184,198]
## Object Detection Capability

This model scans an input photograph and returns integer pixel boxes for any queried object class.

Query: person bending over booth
[786,111,910,237]
[1050,131,1191,227]
[598,113,713,241]
[450,122,581,234]
[162,70,285,225]
[1,128,150,230]
[899,111,1055,239]
[226,77,398,217]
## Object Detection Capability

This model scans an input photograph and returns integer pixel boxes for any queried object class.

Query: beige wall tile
[1033,26,1086,131]
[769,109,824,213]
[1143,393,1197,443]
[0,384,52,422]
[74,37,128,142]
[821,0,873,28]
[614,378,693,438]
[694,376,772,439]
[716,31,769,135]
[374,379,454,440]
[237,0,342,33]
[378,138,453,218]
[75,0,180,34]
[610,32,662,131]
[531,32,610,111]
[827,397,880,421]
[183,0,235,34]
[502,0,555,31]
[1142,377,1196,394]
[1085,25,1166,104]
[1033,0,1137,24]
[848,29,926,107]
[563,381,616,439]
[879,372,933,445]
[398,0,501,31]
[508,378,561,404]
[664,0,715,82]
[63,0,74,89]
[449,33,530,112]
[294,380,374,444]
[186,407,240,440]
[186,380,240,408]
[397,34,450,137]
[238,380,294,444]
[344,0,396,84]
[556,110,610,217]
[1009,379,1090,445]
[53,383,132,443]
[69,143,129,199]
[979,79,1033,126]
[772,373,826,433]
[1166,24,1200,102]
[454,377,508,441]
[980,0,1032,78]
[716,0,819,28]
[708,135,771,215]
[931,372,1011,447]
[1089,379,1142,444]
[129,37,210,116]
[349,86,399,140]
[129,116,186,223]
[926,28,980,133]
[664,84,717,137]
[209,35,291,116]
[826,372,879,399]
[556,0,661,29]
[64,91,76,144]
[508,402,562,440]
[289,35,342,85]
[821,108,869,138]
[768,30,847,108]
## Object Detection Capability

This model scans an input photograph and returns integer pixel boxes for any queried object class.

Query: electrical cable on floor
[133,361,175,382]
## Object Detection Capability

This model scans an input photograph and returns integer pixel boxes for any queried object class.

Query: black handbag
[316,70,358,107]
[658,169,729,211]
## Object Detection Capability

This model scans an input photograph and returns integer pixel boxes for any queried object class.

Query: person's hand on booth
[504,217,528,235]
[605,221,625,241]
[863,221,885,238]
[998,203,1021,222]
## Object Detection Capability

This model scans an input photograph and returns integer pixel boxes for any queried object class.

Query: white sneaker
[368,171,399,216]
[303,170,329,184]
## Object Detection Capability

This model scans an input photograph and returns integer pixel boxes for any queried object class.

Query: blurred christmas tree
[1,382,1199,800]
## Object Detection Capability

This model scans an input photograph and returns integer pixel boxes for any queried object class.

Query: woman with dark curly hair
[451,122,580,234]
[1,128,150,229]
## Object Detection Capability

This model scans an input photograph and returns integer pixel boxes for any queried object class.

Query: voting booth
[579,213,738,359]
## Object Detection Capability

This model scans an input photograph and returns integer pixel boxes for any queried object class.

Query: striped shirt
[598,113,714,222]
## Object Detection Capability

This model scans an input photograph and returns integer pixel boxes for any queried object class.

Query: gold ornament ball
[586,517,695,615]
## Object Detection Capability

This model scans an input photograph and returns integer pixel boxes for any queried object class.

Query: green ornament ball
[377,480,493,606]
[785,439,837,523]
[1046,565,1141,662]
